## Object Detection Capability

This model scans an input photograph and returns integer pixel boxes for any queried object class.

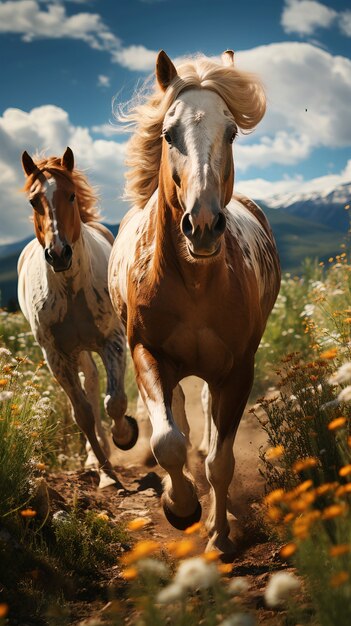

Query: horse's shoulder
[17,239,40,275]
[86,222,114,246]
[231,193,272,233]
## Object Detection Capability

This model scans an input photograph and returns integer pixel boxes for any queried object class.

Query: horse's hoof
[112,415,139,451]
[163,500,202,531]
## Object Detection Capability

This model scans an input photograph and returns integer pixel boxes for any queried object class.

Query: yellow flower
[330,571,349,587]
[329,544,350,557]
[202,550,219,562]
[315,482,338,496]
[339,464,351,477]
[0,604,9,618]
[280,542,297,559]
[184,521,203,535]
[20,508,37,518]
[344,318,351,323]
[166,539,195,558]
[320,348,338,360]
[36,462,46,471]
[322,504,347,520]
[265,445,284,461]
[292,457,318,473]
[328,417,347,431]
[122,567,138,580]
[0,379,8,387]
[336,484,351,496]
[218,563,233,574]
[264,489,285,506]
[266,506,282,522]
[127,517,151,531]
[96,513,109,522]
[121,540,159,565]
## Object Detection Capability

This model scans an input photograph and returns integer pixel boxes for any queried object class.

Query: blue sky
[0,0,350,242]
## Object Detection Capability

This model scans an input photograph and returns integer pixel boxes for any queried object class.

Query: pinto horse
[109,51,280,551]
[18,147,138,487]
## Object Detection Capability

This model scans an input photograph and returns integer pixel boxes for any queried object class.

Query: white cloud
[0,0,157,71]
[112,45,157,71]
[0,104,127,243]
[281,0,337,35]
[234,42,351,168]
[236,159,351,201]
[339,10,351,37]
[97,74,110,88]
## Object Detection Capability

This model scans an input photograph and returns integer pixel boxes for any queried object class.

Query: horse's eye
[69,193,76,202]
[164,132,172,145]
[229,131,236,144]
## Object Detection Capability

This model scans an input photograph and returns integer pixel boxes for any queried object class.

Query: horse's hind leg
[134,344,201,529]
[46,349,119,483]
[205,358,254,554]
[78,351,110,468]
[99,334,138,450]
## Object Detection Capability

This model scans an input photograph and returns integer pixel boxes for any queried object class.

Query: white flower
[338,385,351,403]
[0,390,14,402]
[264,572,300,608]
[219,614,255,626]
[0,347,11,359]
[137,558,169,578]
[329,362,351,386]
[227,577,249,596]
[174,557,219,590]
[300,304,315,318]
[157,582,185,604]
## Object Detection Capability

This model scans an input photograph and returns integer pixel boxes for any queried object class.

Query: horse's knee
[104,391,127,419]
[151,427,187,469]
[206,439,235,485]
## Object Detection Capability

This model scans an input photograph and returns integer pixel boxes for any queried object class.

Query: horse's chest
[41,288,109,352]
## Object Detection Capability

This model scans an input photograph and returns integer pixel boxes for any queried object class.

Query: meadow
[1,244,351,624]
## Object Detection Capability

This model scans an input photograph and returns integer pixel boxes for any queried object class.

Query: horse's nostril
[44,247,53,264]
[181,213,194,238]
[213,212,226,236]
[62,244,72,262]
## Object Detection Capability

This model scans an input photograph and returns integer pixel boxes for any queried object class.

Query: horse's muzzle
[181,211,226,257]
[44,244,72,272]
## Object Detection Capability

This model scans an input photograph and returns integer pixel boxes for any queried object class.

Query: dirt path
[47,378,294,625]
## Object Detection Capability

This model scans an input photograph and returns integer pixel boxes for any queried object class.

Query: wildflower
[174,557,219,590]
[36,462,46,471]
[0,604,9,618]
[127,517,151,531]
[264,489,285,506]
[0,390,14,402]
[0,378,8,387]
[330,571,349,587]
[227,577,249,596]
[166,538,195,558]
[280,542,297,559]
[157,582,185,604]
[336,484,351,496]
[344,318,351,323]
[202,550,219,562]
[322,504,347,520]
[184,521,202,535]
[264,572,300,608]
[121,540,159,564]
[20,509,37,518]
[292,457,318,473]
[137,558,169,578]
[122,566,138,580]
[265,506,282,522]
[339,464,351,477]
[219,614,255,626]
[329,544,350,557]
[96,513,109,522]
[338,385,351,402]
[218,563,233,574]
[328,417,347,430]
[265,445,284,461]
[320,348,338,360]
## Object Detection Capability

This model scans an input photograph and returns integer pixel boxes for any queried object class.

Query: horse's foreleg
[205,358,254,554]
[46,350,118,481]
[78,351,110,467]
[133,343,201,529]
[99,335,138,451]
[198,382,211,455]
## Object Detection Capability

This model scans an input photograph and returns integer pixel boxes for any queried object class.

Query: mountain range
[0,182,350,309]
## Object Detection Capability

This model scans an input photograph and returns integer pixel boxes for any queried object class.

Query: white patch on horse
[43,177,65,254]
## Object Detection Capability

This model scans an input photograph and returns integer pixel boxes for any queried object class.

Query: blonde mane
[23,155,100,223]
[119,54,266,210]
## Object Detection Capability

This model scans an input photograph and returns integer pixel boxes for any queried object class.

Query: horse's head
[157,50,237,259]
[22,147,80,272]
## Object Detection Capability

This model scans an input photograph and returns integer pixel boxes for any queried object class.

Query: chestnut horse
[109,51,280,551]
[18,148,138,487]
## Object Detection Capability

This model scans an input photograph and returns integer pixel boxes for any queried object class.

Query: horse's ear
[156,50,178,91]
[61,146,74,172]
[221,50,235,67]
[22,151,36,177]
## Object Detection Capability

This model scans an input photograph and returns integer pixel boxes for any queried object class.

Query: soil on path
[47,377,299,625]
